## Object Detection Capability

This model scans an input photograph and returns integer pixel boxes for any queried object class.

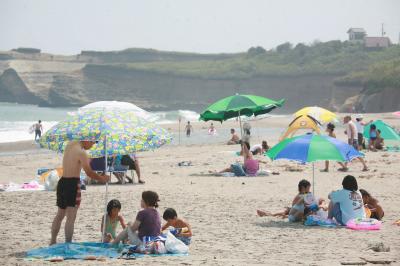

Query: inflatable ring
[346,218,382,230]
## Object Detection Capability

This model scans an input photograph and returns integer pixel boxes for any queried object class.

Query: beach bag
[120,155,135,169]
[154,241,167,254]
[164,231,188,254]
[45,170,60,191]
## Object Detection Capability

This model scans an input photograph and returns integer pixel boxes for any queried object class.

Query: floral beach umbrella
[39,108,172,157]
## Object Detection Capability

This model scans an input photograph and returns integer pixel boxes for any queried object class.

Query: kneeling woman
[112,191,161,246]
[328,175,365,225]
[218,142,260,176]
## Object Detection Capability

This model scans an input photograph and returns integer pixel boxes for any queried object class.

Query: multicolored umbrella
[79,101,154,121]
[40,108,172,157]
[199,94,285,122]
[266,134,364,193]
[294,106,337,124]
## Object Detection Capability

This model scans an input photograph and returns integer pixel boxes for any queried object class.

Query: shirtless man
[50,140,110,245]
[227,128,240,145]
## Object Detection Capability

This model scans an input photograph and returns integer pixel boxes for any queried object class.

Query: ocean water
[0,103,201,143]
[0,102,287,144]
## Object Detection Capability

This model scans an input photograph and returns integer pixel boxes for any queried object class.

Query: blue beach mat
[27,242,123,260]
[26,242,188,260]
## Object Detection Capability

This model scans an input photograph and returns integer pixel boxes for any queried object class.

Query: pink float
[346,218,382,230]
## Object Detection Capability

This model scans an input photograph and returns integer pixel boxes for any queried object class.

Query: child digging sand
[112,191,161,250]
[257,179,326,222]
[101,199,126,243]
[162,208,192,245]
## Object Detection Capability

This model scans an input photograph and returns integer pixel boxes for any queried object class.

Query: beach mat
[26,242,187,260]
[27,242,122,260]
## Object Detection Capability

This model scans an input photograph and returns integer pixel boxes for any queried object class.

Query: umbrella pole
[312,162,315,195]
[238,110,243,138]
[101,135,108,242]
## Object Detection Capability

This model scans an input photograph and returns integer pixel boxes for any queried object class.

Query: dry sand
[0,114,399,265]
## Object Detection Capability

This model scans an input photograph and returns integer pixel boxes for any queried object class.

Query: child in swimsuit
[101,199,127,242]
[369,124,377,151]
[162,208,192,245]
[360,189,384,220]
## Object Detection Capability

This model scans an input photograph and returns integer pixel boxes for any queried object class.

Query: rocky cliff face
[0,53,397,113]
[0,68,42,104]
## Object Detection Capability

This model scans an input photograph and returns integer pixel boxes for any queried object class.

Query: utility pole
[381,23,385,37]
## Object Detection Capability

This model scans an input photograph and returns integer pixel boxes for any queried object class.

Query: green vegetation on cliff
[92,41,400,81]
[335,59,400,94]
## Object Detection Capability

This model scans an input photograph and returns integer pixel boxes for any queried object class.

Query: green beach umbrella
[199,94,285,122]
[363,120,400,148]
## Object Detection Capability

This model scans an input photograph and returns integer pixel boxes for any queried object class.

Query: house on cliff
[364,37,391,50]
[347,28,391,49]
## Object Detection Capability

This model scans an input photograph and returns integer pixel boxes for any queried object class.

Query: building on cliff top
[347,28,366,42]
[347,27,391,49]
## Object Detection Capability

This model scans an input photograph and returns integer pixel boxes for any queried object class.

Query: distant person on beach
[340,116,369,172]
[208,123,216,135]
[227,128,240,145]
[328,175,365,225]
[242,122,251,144]
[101,199,127,243]
[50,140,110,245]
[355,115,367,150]
[375,129,384,150]
[185,121,193,137]
[250,140,269,155]
[217,141,260,176]
[368,124,377,151]
[321,123,346,172]
[33,120,43,141]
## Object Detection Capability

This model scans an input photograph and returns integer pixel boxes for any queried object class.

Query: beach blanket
[26,242,187,260]
[27,242,121,260]
[0,180,44,192]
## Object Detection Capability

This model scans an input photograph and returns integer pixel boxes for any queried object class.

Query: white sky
[0,0,399,55]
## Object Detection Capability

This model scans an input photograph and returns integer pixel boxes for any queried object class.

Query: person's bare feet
[257,210,271,217]
[138,179,145,184]
[338,167,349,172]
[320,169,329,172]
[362,167,369,172]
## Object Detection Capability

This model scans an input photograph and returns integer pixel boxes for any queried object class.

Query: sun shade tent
[363,120,400,148]
[294,106,337,124]
[279,115,322,141]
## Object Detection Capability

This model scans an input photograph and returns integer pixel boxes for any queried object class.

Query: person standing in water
[50,140,110,245]
[185,121,193,137]
[34,120,43,141]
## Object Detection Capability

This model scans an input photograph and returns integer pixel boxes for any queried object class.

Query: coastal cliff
[0,43,399,112]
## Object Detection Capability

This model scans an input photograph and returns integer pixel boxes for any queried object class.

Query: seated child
[360,189,384,220]
[101,199,126,243]
[112,191,161,251]
[162,208,192,245]
[257,179,326,222]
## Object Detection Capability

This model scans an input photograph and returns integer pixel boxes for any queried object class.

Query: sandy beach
[0,114,399,265]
